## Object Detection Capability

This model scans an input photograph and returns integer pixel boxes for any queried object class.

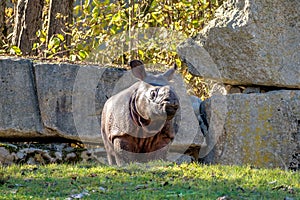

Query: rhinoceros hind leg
[107,151,116,165]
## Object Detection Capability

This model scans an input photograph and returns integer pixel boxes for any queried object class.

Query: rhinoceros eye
[150,89,158,100]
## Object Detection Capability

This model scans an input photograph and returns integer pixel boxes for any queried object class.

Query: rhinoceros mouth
[165,103,179,119]
[162,96,179,112]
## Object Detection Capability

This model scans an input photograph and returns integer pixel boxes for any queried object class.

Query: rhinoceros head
[129,60,179,126]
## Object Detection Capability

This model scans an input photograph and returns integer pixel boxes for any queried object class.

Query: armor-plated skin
[101,60,179,165]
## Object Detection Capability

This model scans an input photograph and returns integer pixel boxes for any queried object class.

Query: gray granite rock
[0,147,15,165]
[200,90,300,169]
[177,0,300,88]
[34,63,79,138]
[34,63,125,142]
[0,58,43,139]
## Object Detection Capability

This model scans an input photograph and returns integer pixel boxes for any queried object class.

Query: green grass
[0,162,299,200]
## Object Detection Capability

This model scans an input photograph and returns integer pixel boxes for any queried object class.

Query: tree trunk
[47,0,73,56]
[12,0,44,55]
[12,0,25,47]
[0,0,6,46]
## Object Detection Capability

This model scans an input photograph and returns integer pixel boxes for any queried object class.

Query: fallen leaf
[217,195,231,200]
[135,184,148,190]
[10,189,18,194]
[99,186,106,192]
[69,190,90,199]
[268,180,277,184]
[14,184,24,187]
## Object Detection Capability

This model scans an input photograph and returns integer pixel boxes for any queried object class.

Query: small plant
[0,168,9,185]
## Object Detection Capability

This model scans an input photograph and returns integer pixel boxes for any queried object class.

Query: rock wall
[178,0,300,169]
[0,57,125,143]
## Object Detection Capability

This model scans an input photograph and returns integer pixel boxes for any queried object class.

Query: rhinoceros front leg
[106,144,116,165]
[113,136,136,166]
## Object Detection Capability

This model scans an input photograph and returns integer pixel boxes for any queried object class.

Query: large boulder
[34,62,125,142]
[177,0,300,88]
[0,58,43,140]
[200,90,300,169]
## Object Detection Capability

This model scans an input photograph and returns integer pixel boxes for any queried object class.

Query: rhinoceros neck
[129,90,151,127]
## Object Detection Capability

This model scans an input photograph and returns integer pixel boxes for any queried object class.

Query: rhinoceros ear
[129,60,147,80]
[163,63,177,81]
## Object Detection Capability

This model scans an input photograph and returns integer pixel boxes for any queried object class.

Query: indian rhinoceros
[101,60,179,165]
